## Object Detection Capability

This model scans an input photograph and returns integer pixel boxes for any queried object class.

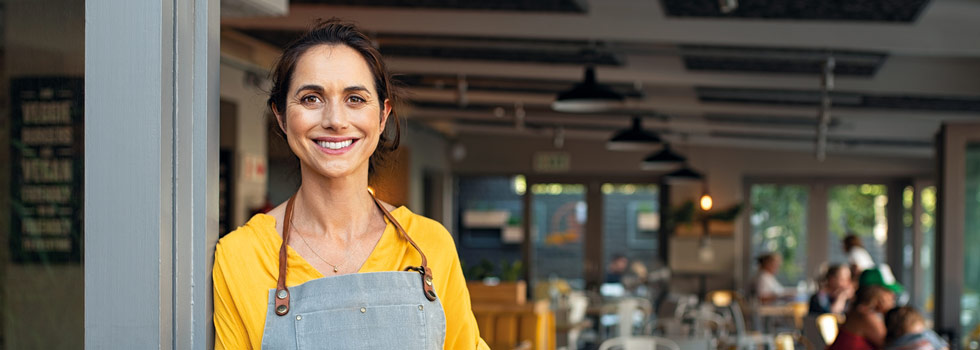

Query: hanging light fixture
[664,164,703,184]
[641,143,686,170]
[607,116,662,151]
[552,66,624,113]
[700,194,714,211]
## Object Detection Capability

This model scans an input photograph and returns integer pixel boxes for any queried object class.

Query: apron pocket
[294,304,427,350]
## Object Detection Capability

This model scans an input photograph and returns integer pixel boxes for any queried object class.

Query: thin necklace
[290,219,362,273]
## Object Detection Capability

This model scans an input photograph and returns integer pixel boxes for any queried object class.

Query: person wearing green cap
[859,265,905,295]
[829,285,896,350]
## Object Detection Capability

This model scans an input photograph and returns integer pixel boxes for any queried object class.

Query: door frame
[936,123,980,338]
[85,0,219,347]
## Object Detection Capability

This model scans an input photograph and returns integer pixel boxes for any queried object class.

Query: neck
[291,164,378,242]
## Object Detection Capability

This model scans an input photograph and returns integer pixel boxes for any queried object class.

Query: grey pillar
[85,0,218,348]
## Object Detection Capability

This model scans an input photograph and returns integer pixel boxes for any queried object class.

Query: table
[756,302,809,331]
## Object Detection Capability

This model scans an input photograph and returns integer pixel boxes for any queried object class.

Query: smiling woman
[213,19,488,350]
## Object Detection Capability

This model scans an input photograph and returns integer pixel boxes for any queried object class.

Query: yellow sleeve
[439,238,490,350]
[212,242,251,350]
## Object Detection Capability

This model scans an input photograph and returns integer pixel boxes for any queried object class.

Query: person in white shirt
[752,253,793,304]
[844,234,875,278]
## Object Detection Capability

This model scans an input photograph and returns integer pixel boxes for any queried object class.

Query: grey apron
[261,195,447,349]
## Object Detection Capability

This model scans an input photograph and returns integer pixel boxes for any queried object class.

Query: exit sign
[533,152,570,173]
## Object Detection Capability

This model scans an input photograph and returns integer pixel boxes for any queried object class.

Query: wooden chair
[468,281,555,350]
[774,332,796,350]
[802,313,839,350]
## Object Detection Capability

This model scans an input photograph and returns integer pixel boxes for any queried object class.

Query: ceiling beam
[222,0,980,56]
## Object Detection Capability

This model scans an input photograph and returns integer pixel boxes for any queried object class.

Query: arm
[440,249,490,350]
[860,311,888,348]
[828,288,852,314]
[829,296,848,314]
[213,244,251,350]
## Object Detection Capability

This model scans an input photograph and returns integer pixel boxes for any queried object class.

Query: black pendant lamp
[552,66,625,113]
[641,143,686,171]
[664,164,703,184]
[607,116,662,151]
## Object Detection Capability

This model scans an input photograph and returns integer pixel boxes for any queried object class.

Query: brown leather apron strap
[273,195,297,316]
[370,195,438,302]
[273,190,437,317]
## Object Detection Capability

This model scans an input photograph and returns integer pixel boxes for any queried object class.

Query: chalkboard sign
[10,77,84,263]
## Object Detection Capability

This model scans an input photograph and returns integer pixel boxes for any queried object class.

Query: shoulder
[215,214,278,263]
[391,207,456,248]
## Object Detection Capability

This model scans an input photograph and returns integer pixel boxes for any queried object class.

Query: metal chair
[706,290,775,350]
[598,335,681,350]
[565,291,591,349]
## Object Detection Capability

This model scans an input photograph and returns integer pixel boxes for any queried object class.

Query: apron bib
[260,194,446,349]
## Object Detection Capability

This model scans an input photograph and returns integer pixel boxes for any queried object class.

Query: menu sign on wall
[10,77,83,263]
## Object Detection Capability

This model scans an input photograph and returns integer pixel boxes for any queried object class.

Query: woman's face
[276,44,391,180]
[764,256,781,273]
[828,268,851,291]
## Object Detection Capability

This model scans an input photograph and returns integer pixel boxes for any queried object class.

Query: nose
[319,99,350,130]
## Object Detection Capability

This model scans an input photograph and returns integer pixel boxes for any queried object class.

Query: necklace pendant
[333,266,339,272]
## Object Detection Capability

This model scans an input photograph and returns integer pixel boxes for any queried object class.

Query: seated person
[829,285,896,350]
[750,253,795,304]
[809,264,855,315]
[605,254,629,284]
[884,306,949,350]
[860,265,905,298]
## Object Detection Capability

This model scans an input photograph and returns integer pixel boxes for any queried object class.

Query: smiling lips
[313,138,357,154]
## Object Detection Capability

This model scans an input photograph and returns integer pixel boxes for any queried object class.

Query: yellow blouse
[213,207,489,349]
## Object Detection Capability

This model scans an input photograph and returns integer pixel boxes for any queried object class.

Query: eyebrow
[343,85,371,94]
[293,84,371,96]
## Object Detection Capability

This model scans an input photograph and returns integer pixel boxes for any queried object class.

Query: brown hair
[844,234,863,251]
[756,253,778,266]
[825,264,849,280]
[853,285,890,311]
[885,306,925,343]
[267,18,401,174]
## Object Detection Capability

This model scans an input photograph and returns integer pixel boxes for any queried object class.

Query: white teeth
[317,139,353,150]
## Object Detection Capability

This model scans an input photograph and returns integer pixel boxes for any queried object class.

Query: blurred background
[2,0,980,349]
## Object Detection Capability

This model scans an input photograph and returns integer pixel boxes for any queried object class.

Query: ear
[379,99,392,130]
[272,103,287,134]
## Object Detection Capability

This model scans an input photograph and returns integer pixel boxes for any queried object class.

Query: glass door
[601,183,660,290]
[530,183,587,288]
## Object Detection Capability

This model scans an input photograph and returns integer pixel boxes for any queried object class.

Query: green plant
[462,259,525,281]
[500,260,523,281]
[463,259,497,281]
[665,200,744,231]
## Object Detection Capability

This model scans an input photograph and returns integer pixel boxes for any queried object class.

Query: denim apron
[260,195,446,349]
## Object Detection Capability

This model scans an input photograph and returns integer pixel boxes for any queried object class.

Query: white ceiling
[222,0,980,158]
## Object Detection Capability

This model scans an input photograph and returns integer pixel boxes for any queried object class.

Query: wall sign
[10,77,84,263]
[533,151,570,173]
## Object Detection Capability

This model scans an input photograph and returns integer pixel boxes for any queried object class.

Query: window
[602,183,660,273]
[826,184,889,267]
[3,1,85,347]
[750,184,809,285]
[962,144,980,337]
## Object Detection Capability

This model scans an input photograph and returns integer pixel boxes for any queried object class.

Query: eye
[300,95,322,105]
[346,95,366,104]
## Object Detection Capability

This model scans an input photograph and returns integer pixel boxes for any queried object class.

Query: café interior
[213,0,980,349]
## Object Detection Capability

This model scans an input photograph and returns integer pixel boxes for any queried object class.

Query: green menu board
[10,77,84,263]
